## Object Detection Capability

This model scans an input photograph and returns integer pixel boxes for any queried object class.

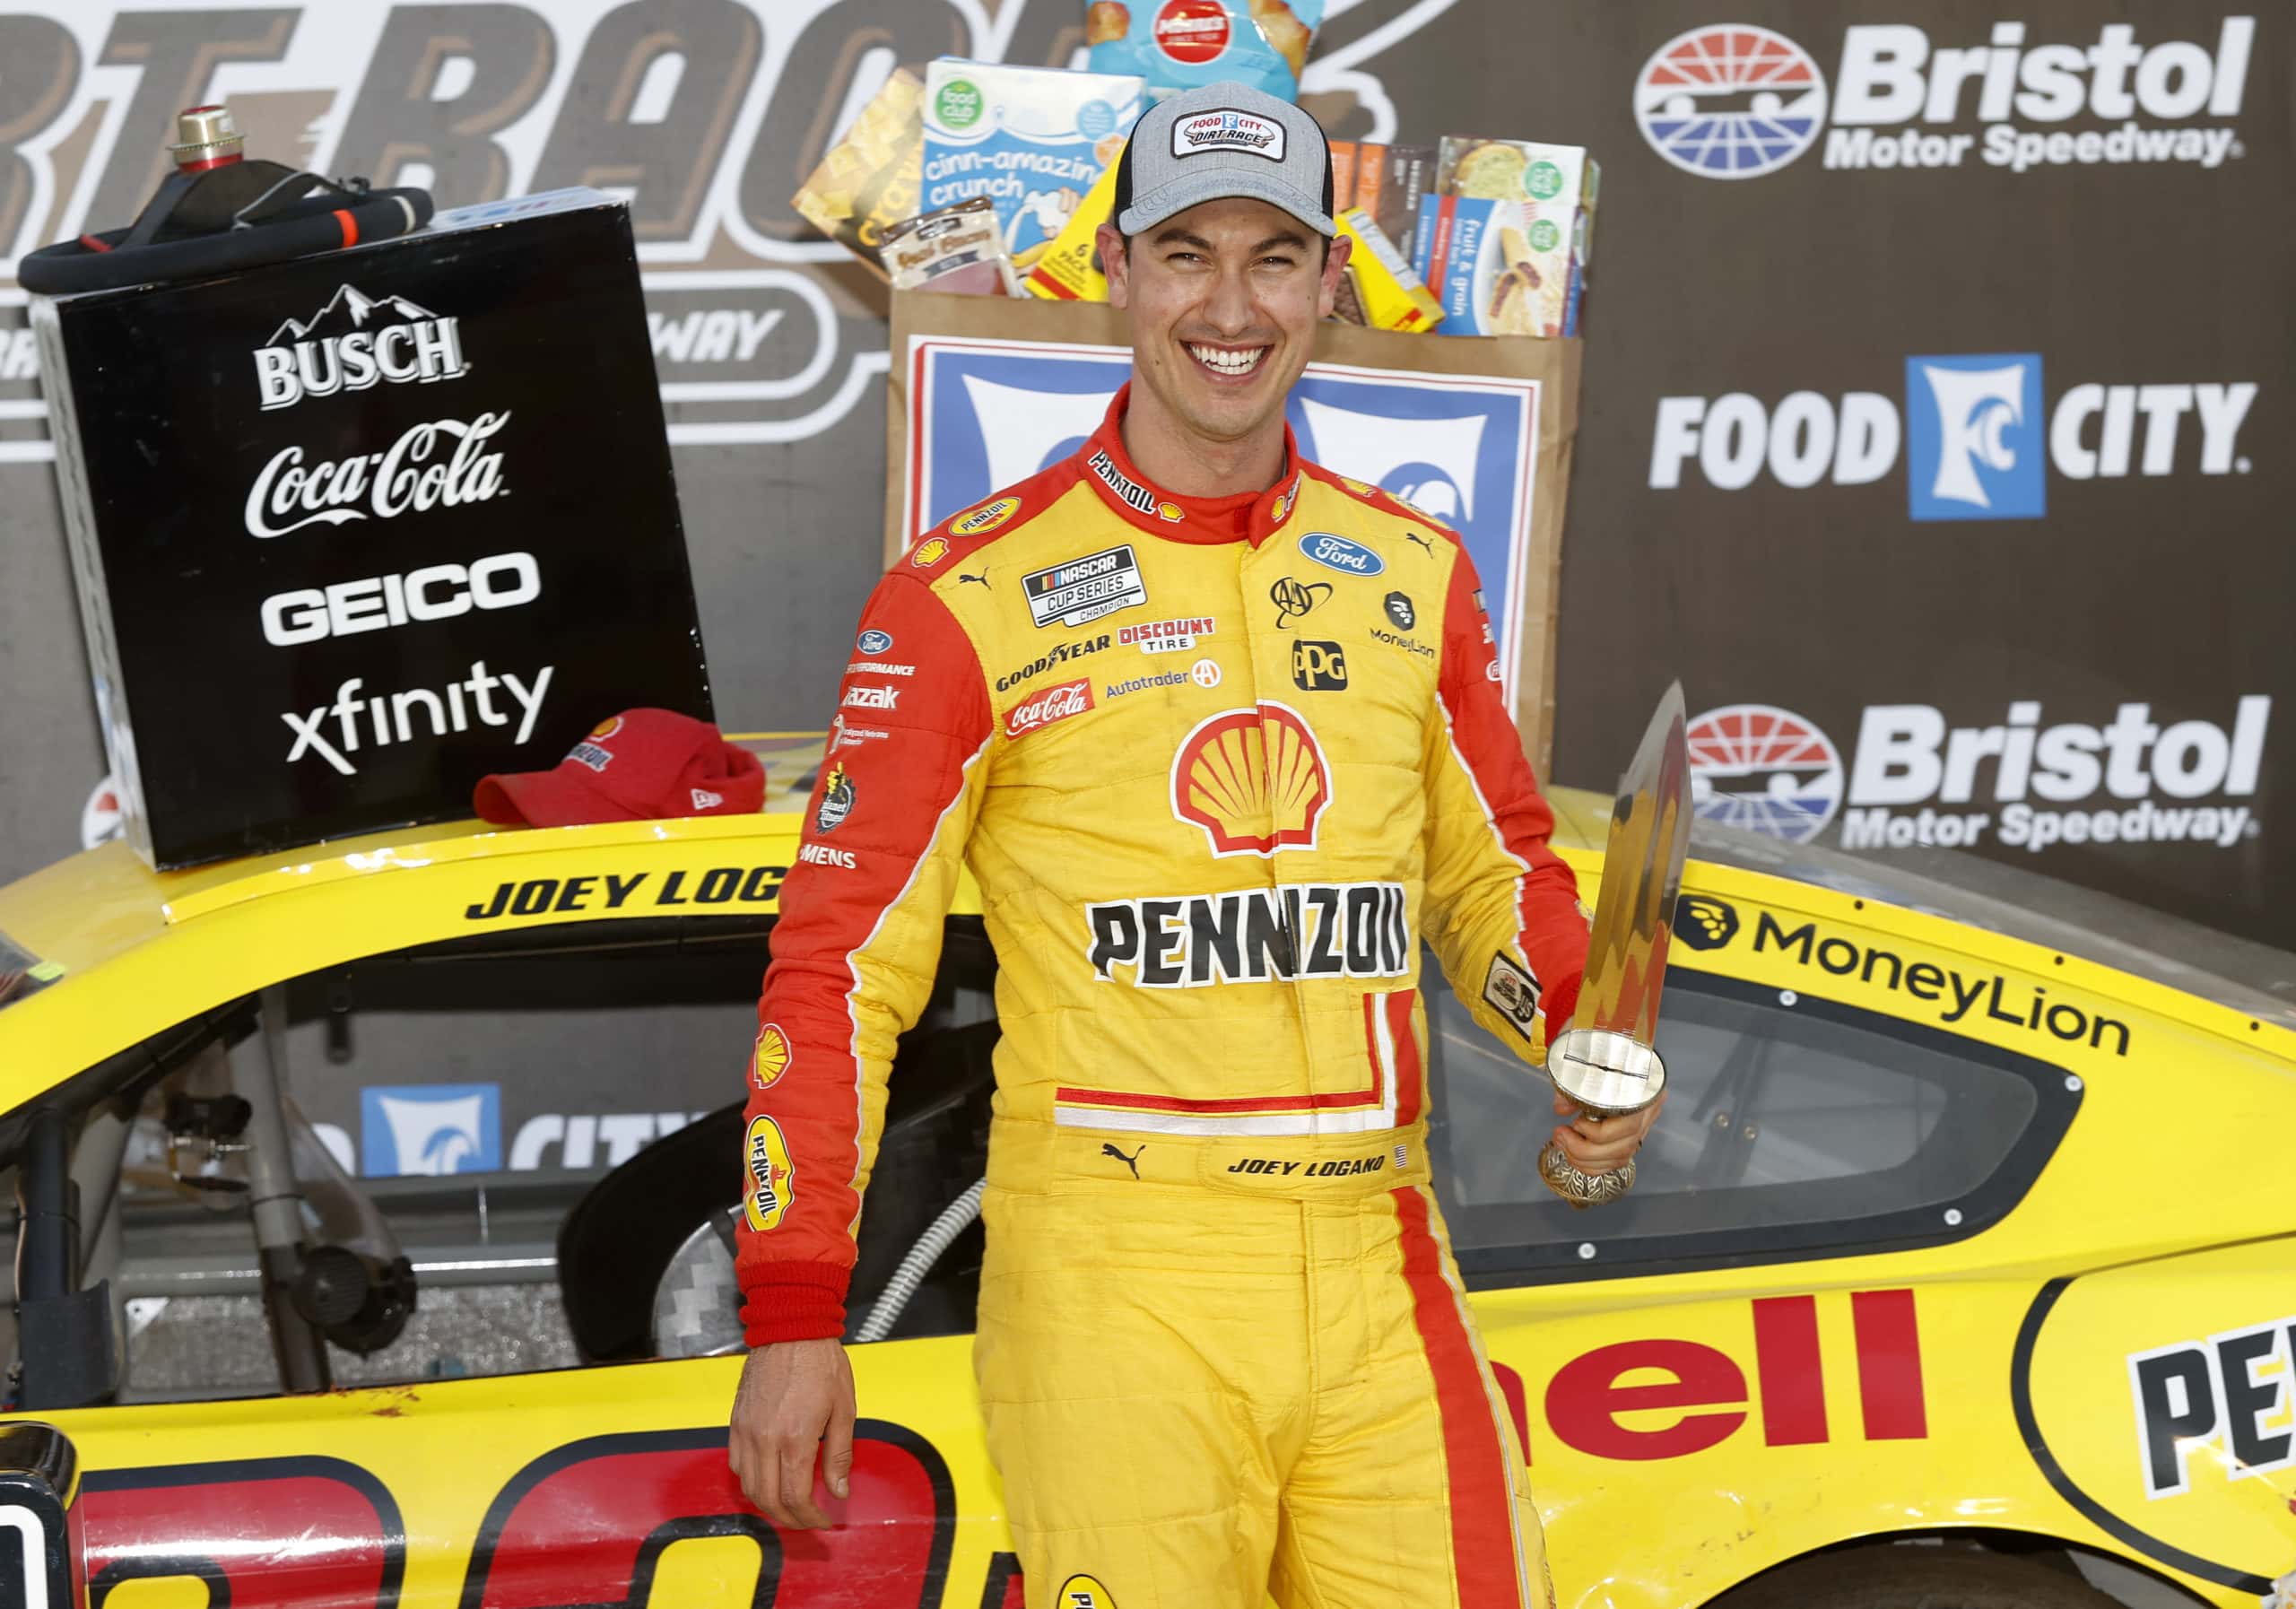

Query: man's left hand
[1550,1090,1666,1176]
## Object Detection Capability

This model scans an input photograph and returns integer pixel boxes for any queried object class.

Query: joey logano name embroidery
[1088,882,1411,987]
[996,632,1110,691]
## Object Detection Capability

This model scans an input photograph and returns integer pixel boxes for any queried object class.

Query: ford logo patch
[856,629,894,655]
[1298,532,1385,576]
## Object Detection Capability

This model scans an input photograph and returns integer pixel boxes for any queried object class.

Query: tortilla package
[1086,0,1327,104]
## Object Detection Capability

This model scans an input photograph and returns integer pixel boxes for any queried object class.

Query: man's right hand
[727,1338,856,1529]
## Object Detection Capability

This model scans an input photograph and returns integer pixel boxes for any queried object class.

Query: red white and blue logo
[1686,704,1843,843]
[1635,25,1828,179]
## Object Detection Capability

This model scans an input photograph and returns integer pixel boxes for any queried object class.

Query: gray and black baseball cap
[1112,83,1335,239]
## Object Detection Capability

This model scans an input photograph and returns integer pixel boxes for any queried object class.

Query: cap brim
[473,768,646,828]
[1117,169,1335,239]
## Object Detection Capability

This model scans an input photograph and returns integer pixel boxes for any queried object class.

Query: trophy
[1539,683,1692,1208]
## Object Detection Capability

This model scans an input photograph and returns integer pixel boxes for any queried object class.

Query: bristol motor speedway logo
[1650,354,2257,518]
[1690,696,2271,855]
[904,335,1543,710]
[1636,17,2253,178]
[0,0,1445,465]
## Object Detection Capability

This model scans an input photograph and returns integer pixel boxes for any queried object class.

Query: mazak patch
[1483,952,1543,1037]
[1022,544,1148,630]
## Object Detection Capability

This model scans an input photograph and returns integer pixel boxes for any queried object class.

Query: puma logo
[958,570,989,587]
[1101,1142,1143,1179]
[1405,531,1434,553]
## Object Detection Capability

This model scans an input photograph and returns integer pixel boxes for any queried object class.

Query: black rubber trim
[18,187,431,293]
[2010,1276,2276,1595]
[456,1422,956,1608]
[1447,970,2083,1288]
[82,1454,404,1607]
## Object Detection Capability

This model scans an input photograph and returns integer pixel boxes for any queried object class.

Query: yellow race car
[0,744,2290,1609]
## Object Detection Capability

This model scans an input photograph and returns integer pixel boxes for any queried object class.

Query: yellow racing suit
[737,389,1586,1609]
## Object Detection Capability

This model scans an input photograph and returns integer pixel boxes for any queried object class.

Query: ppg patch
[1022,544,1147,630]
[1483,952,1543,1038]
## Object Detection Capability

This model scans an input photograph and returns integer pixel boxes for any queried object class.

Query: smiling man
[727,82,1657,1609]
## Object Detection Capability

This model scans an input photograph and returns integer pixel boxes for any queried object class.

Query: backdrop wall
[1,0,2287,954]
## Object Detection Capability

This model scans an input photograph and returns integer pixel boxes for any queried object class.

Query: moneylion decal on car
[1087,882,1411,987]
[1751,910,2132,1056]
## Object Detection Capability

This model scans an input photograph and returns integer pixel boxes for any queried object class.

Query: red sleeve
[735,573,993,1344]
[1420,546,1585,1060]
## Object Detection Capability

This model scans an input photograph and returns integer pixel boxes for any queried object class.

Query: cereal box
[921,60,1145,271]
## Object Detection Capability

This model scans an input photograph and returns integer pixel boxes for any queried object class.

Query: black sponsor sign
[34,190,709,866]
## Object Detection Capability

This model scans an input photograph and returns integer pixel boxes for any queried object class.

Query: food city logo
[1173,108,1287,160]
[1686,697,2270,857]
[2128,1311,2296,1500]
[0,0,1446,452]
[1172,703,1331,857]
[344,1083,718,1177]
[255,284,468,411]
[1635,17,2254,178]
[1649,354,2257,519]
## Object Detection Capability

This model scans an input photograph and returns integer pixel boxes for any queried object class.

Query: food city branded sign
[1634,16,2257,179]
[1648,352,2258,520]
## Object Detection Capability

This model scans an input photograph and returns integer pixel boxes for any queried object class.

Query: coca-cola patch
[1006,678,1096,740]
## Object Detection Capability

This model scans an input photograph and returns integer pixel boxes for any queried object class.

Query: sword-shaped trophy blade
[1577,681,1692,1049]
[1538,682,1692,1207]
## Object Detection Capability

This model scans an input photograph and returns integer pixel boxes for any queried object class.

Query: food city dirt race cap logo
[1690,696,2272,855]
[1172,703,1330,857]
[1635,25,1828,179]
[1636,17,2254,180]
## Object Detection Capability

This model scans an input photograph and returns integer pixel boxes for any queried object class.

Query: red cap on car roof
[474,709,764,827]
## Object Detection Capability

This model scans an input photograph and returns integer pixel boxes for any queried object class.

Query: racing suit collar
[1081,385,1306,547]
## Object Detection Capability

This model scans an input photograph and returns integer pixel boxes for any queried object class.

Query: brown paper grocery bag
[884,291,1580,773]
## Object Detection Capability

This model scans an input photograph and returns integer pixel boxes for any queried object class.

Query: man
[728,81,1659,1609]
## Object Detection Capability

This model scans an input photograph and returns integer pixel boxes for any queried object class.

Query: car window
[106,916,993,1402]
[1425,965,2078,1283]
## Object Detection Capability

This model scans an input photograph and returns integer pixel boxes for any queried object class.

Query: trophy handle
[1540,1028,1665,1209]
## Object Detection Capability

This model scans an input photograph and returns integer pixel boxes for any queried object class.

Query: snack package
[1025,159,1122,300]
[793,68,924,275]
[1331,208,1441,332]
[921,60,1144,271]
[1416,138,1598,337]
[1086,0,1328,104]
[882,198,1022,296]
[1367,144,1437,251]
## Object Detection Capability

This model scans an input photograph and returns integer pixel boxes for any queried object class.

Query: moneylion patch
[1022,544,1147,629]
